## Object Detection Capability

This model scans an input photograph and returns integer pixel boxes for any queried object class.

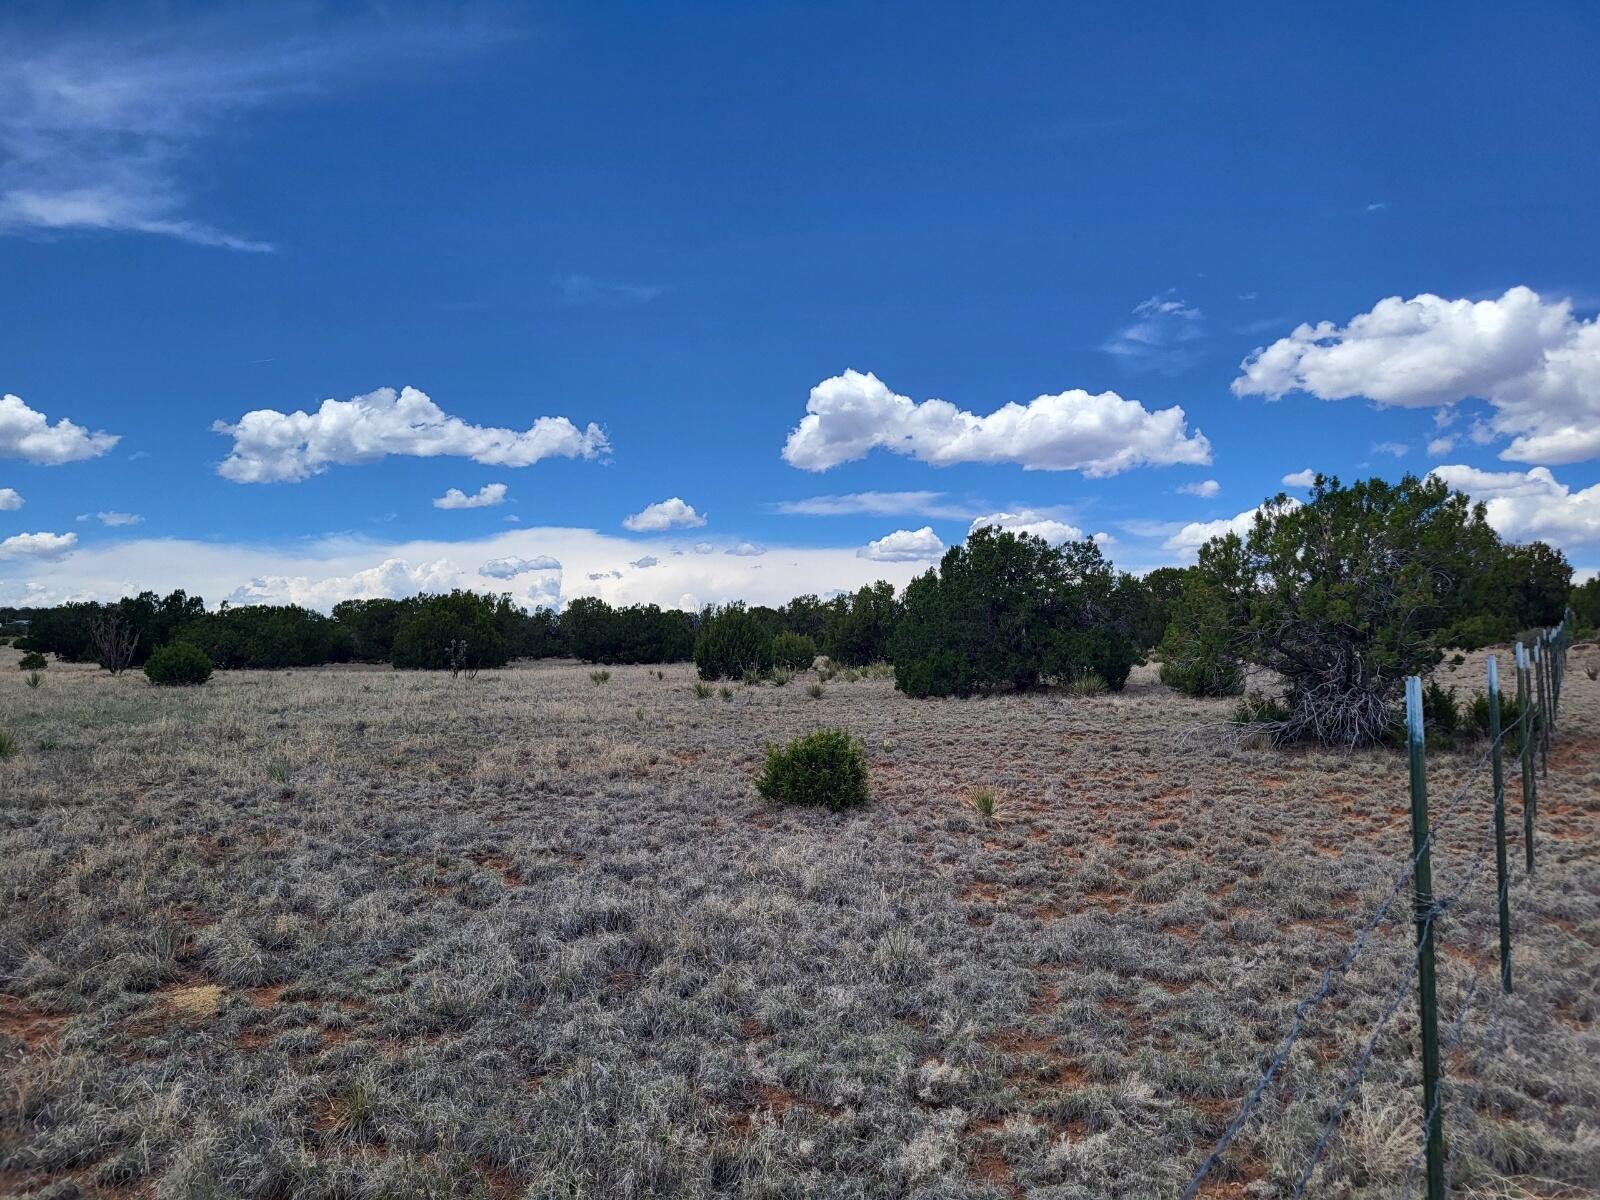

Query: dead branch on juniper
[89,612,140,674]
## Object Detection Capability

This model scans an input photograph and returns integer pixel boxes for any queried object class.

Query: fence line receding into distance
[1179,610,1576,1200]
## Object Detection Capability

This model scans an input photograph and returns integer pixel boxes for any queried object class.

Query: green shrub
[144,642,213,686]
[692,681,713,698]
[769,667,793,687]
[892,527,1140,697]
[718,686,733,701]
[755,728,870,811]
[1155,565,1245,698]
[805,682,824,699]
[1233,690,1290,727]
[1422,679,1463,739]
[560,597,693,664]
[771,630,817,671]
[1470,691,1523,751]
[589,669,611,685]
[695,605,773,680]
[0,730,17,759]
[18,651,46,670]
[1166,475,1555,746]
[390,591,510,671]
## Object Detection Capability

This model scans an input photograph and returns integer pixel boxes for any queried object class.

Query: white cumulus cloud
[630,555,660,569]
[1,394,120,464]
[725,542,766,557]
[858,527,945,562]
[433,482,507,510]
[1164,499,1301,556]
[0,531,78,560]
[782,370,1211,476]
[623,497,705,532]
[479,554,559,579]
[1281,469,1318,487]
[1178,479,1220,498]
[214,386,607,483]
[0,488,22,510]
[969,509,1085,546]
[1429,465,1600,549]
[227,557,461,609]
[1233,287,1600,466]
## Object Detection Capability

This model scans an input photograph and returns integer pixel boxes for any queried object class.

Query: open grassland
[1,652,1596,1199]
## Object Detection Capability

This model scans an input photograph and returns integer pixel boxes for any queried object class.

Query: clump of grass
[718,686,733,701]
[806,683,824,699]
[0,730,17,759]
[692,682,713,699]
[964,785,1005,825]
[655,669,665,680]
[24,670,43,689]
[1066,670,1108,697]
[755,728,870,811]
[590,669,612,685]
[769,668,793,687]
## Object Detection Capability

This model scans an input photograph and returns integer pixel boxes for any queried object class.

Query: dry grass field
[1,649,1596,1199]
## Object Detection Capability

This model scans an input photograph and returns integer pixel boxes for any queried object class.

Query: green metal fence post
[1516,642,1535,875]
[1535,639,1549,780]
[1405,675,1446,1200]
[1487,655,1512,993]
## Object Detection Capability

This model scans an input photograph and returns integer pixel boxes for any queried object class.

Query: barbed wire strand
[1285,824,1498,1199]
[1177,733,1505,1199]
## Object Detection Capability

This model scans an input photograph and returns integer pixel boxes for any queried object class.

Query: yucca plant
[692,681,713,699]
[1067,671,1108,697]
[806,683,824,699]
[964,785,1005,825]
[590,669,611,685]
[24,671,43,689]
[718,686,733,701]
[0,730,17,759]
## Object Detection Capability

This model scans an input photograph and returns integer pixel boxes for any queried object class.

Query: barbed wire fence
[1179,609,1577,1200]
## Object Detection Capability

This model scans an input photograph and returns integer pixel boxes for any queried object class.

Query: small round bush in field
[17,651,46,670]
[144,643,213,686]
[755,728,869,811]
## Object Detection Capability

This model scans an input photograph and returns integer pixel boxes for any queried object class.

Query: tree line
[3,474,1587,746]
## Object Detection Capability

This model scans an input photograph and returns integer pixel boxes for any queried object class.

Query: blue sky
[3,1,1598,610]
